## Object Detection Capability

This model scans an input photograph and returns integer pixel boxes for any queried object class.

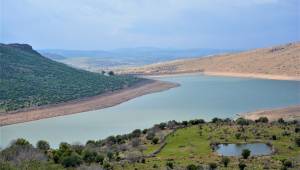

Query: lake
[1,74,299,148]
[215,143,273,156]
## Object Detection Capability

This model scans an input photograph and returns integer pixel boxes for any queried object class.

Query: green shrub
[166,161,174,169]
[238,162,247,170]
[152,137,159,144]
[36,140,50,151]
[209,162,217,170]
[221,157,230,167]
[241,149,251,159]
[61,152,82,167]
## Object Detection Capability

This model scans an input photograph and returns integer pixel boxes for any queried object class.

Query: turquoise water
[215,143,273,156]
[1,75,299,148]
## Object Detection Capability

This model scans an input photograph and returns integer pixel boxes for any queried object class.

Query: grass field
[116,122,300,170]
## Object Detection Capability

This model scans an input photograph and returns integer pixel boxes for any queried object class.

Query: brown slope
[119,42,300,80]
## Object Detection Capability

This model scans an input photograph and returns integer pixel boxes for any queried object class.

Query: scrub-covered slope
[0,43,141,112]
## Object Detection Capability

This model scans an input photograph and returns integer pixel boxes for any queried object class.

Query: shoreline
[0,79,179,126]
[239,105,300,122]
[138,71,300,81]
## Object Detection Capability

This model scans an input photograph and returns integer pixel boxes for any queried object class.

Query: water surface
[1,75,299,148]
[215,143,273,156]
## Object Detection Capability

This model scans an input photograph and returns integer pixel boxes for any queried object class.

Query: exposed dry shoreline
[239,105,300,122]
[0,79,179,126]
[143,71,300,81]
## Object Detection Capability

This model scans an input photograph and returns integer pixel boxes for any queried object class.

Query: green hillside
[0,43,141,112]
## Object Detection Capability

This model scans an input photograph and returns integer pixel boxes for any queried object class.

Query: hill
[119,42,300,80]
[38,48,237,72]
[0,43,141,112]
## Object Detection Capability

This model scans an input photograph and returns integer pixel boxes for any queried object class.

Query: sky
[0,0,299,50]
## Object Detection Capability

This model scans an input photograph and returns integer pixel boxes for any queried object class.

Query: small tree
[255,117,269,123]
[241,149,251,159]
[108,71,114,76]
[166,161,174,169]
[209,162,217,170]
[82,150,97,164]
[221,157,230,167]
[295,136,300,147]
[186,164,198,170]
[36,140,50,151]
[238,162,247,170]
[61,152,82,167]
[278,118,285,124]
[152,137,159,144]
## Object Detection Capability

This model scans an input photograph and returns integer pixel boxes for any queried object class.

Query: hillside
[119,42,300,80]
[0,43,141,112]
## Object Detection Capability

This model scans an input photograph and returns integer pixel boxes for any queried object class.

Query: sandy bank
[240,105,300,122]
[0,80,179,126]
[142,71,300,81]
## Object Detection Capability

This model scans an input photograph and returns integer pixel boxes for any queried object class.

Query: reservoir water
[1,75,299,148]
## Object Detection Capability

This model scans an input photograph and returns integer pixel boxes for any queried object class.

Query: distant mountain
[119,42,300,79]
[38,48,238,71]
[0,43,141,112]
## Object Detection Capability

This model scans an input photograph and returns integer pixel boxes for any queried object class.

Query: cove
[1,74,299,148]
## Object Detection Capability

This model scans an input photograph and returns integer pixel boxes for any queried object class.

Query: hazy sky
[1,0,299,50]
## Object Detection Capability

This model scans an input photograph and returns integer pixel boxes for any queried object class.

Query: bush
[82,150,97,164]
[95,154,104,164]
[236,118,250,126]
[241,149,251,159]
[166,161,174,169]
[152,137,159,144]
[36,140,50,151]
[272,135,277,140]
[235,133,242,139]
[295,136,300,147]
[13,138,31,146]
[282,160,293,168]
[132,129,142,138]
[159,122,167,129]
[255,117,269,123]
[278,118,285,124]
[186,164,197,170]
[61,152,82,167]
[221,157,230,167]
[209,162,217,170]
[295,126,300,133]
[146,131,155,140]
[107,151,114,161]
[238,162,247,170]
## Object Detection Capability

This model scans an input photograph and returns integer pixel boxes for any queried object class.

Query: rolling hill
[0,43,141,112]
[119,42,300,80]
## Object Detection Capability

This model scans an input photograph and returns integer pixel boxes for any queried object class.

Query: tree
[61,152,82,167]
[95,154,104,164]
[186,164,197,170]
[152,137,159,144]
[255,117,269,123]
[82,150,98,164]
[295,136,300,147]
[108,71,114,76]
[36,140,50,151]
[221,157,230,167]
[238,162,247,170]
[209,162,217,170]
[278,118,285,124]
[236,118,250,126]
[13,138,31,146]
[241,149,251,159]
[166,161,174,169]
[132,129,142,138]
